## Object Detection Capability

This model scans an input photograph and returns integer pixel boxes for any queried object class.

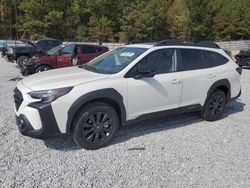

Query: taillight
[236,67,242,75]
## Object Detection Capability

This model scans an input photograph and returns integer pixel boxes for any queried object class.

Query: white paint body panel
[126,72,182,119]
[15,44,241,134]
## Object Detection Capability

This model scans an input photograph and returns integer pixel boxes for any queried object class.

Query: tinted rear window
[206,51,228,66]
[180,49,210,71]
[179,49,228,71]
[81,46,97,54]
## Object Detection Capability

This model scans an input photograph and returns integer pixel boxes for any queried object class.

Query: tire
[35,65,52,73]
[17,56,30,68]
[201,89,227,121]
[73,102,119,150]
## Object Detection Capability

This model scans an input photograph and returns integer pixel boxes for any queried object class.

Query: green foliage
[89,16,113,43]
[1,0,250,41]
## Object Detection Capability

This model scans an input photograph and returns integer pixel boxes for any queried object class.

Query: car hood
[21,67,110,91]
[21,39,47,54]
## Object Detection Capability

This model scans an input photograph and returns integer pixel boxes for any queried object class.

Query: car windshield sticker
[120,52,135,57]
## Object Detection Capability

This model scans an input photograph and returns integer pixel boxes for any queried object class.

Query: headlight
[28,87,73,103]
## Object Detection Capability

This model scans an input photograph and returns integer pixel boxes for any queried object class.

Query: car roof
[125,44,154,49]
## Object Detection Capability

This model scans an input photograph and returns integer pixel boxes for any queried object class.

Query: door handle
[171,78,181,84]
[208,74,216,78]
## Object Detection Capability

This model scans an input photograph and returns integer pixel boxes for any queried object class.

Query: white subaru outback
[14,40,242,150]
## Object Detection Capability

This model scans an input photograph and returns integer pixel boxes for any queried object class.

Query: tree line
[1,0,250,43]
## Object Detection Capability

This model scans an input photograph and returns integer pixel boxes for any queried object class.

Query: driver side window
[127,49,177,77]
[61,44,75,55]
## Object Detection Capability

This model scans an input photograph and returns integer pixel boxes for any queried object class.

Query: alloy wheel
[82,112,113,143]
[209,95,225,116]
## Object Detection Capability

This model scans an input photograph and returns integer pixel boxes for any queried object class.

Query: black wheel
[201,89,227,121]
[35,65,52,73]
[17,56,30,68]
[73,102,119,150]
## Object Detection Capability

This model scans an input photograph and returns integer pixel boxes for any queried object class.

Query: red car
[21,43,108,75]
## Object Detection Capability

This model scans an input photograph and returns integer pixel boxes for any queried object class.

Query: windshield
[81,47,147,74]
[47,45,64,55]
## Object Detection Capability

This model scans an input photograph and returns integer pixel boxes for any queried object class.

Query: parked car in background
[235,49,250,68]
[0,41,6,51]
[6,39,62,66]
[0,41,7,57]
[21,43,108,76]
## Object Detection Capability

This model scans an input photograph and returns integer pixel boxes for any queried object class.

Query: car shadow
[43,100,245,151]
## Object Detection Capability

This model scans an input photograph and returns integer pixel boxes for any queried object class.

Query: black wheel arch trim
[66,88,126,133]
[206,79,231,104]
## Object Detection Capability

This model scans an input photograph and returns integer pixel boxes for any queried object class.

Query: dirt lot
[0,57,250,188]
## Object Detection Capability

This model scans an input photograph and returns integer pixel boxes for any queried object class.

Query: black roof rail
[154,39,220,49]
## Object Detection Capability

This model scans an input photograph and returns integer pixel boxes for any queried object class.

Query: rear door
[178,48,218,107]
[57,44,75,68]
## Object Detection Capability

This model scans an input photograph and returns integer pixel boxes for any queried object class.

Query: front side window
[127,49,177,76]
[47,45,63,55]
[80,47,147,74]
[61,44,75,55]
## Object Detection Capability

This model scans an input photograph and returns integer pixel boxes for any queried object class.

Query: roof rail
[154,39,220,49]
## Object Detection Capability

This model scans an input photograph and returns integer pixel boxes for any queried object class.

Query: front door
[126,49,182,120]
[57,44,75,68]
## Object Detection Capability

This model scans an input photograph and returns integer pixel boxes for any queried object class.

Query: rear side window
[96,47,104,53]
[50,40,61,48]
[81,46,97,54]
[179,49,210,71]
[207,51,229,66]
[37,40,49,49]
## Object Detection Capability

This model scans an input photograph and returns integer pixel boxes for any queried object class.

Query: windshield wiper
[81,64,97,72]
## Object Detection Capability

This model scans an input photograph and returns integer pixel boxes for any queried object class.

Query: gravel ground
[0,57,250,188]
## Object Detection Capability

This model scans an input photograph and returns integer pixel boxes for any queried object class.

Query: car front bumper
[15,103,63,139]
[6,54,15,62]
[14,86,64,139]
[20,64,35,76]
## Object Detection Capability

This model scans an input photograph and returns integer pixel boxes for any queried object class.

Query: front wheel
[201,89,227,121]
[73,102,119,150]
[17,56,30,67]
[35,65,52,73]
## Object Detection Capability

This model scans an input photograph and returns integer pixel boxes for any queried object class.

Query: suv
[21,43,108,75]
[6,39,62,66]
[14,40,242,150]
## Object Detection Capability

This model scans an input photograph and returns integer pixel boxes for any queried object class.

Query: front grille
[13,87,23,111]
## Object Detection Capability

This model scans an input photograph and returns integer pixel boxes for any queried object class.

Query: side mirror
[133,69,155,79]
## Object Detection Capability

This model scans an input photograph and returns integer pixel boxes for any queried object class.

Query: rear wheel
[73,102,119,150]
[35,65,52,73]
[17,56,30,67]
[201,89,227,121]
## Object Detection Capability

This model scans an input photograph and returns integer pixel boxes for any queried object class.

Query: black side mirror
[134,69,155,79]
